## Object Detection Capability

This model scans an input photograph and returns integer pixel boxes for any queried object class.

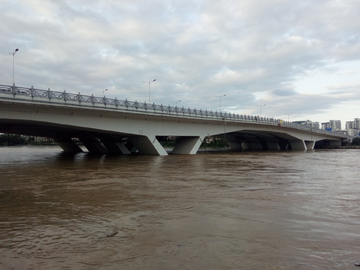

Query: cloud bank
[1,0,360,126]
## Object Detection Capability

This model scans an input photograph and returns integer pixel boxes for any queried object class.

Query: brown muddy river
[0,146,360,269]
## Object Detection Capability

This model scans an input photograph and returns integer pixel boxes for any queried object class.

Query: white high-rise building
[346,121,355,129]
[322,122,330,130]
[345,118,360,137]
[329,120,341,131]
[355,118,360,129]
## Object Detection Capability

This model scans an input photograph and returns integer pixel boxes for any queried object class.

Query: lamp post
[215,94,227,143]
[10,48,19,86]
[215,94,226,111]
[259,104,266,116]
[143,79,156,103]
[287,113,293,122]
[175,100,181,106]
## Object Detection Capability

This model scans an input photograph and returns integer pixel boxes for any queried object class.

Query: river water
[0,146,359,270]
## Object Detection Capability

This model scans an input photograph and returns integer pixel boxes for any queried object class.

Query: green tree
[0,134,27,146]
[352,137,360,145]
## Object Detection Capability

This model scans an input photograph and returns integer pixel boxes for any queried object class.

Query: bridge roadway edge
[0,92,347,155]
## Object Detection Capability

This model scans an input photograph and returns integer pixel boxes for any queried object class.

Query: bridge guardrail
[0,84,347,138]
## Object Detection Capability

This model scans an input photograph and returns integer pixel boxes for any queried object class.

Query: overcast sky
[1,0,360,128]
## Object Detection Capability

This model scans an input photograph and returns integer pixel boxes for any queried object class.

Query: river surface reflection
[1,146,360,269]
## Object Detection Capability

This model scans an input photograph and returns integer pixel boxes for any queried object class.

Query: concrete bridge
[0,84,348,155]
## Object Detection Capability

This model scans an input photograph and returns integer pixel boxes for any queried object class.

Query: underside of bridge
[0,119,344,155]
[214,130,343,151]
[0,119,207,155]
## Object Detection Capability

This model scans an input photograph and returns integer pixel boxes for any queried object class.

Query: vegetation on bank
[200,138,229,148]
[0,134,55,146]
[352,137,360,145]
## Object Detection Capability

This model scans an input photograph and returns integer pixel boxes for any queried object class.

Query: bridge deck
[0,84,349,155]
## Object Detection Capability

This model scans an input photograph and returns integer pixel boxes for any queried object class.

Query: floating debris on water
[107,231,118,237]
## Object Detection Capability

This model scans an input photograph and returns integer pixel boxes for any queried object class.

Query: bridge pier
[238,137,263,151]
[130,135,168,156]
[227,141,242,151]
[289,140,307,151]
[241,142,250,150]
[249,142,263,150]
[171,136,204,154]
[225,135,242,151]
[54,137,83,153]
[305,140,315,150]
[278,139,290,150]
[266,141,280,150]
[79,135,109,154]
[98,135,131,155]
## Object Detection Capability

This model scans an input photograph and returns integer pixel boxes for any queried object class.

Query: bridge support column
[263,138,280,150]
[305,140,315,150]
[124,141,137,153]
[266,142,280,150]
[171,136,204,154]
[278,140,290,150]
[250,142,263,150]
[241,142,250,150]
[99,135,131,154]
[241,137,264,150]
[117,142,132,154]
[289,140,307,151]
[54,137,83,153]
[226,136,242,151]
[79,135,108,154]
[130,135,168,156]
[240,141,263,150]
[227,141,242,151]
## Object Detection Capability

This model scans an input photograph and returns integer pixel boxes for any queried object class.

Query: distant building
[321,122,330,130]
[346,121,355,129]
[345,118,360,137]
[355,118,360,129]
[329,120,341,131]
[347,129,359,136]
[293,120,319,129]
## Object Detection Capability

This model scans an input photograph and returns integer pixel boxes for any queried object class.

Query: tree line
[0,134,55,146]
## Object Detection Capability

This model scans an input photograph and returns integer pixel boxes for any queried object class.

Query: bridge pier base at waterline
[53,134,206,156]
[54,137,83,153]
[215,135,318,152]
[288,140,315,151]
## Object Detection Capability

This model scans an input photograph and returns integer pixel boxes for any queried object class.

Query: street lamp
[10,48,19,86]
[143,79,156,103]
[215,94,227,143]
[215,94,226,111]
[175,100,181,106]
[259,104,266,116]
[287,112,293,122]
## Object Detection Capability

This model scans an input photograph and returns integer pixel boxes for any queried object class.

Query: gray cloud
[1,0,360,125]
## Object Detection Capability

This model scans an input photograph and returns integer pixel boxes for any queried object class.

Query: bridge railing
[0,84,343,137]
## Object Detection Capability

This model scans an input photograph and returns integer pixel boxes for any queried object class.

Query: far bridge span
[0,84,348,155]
